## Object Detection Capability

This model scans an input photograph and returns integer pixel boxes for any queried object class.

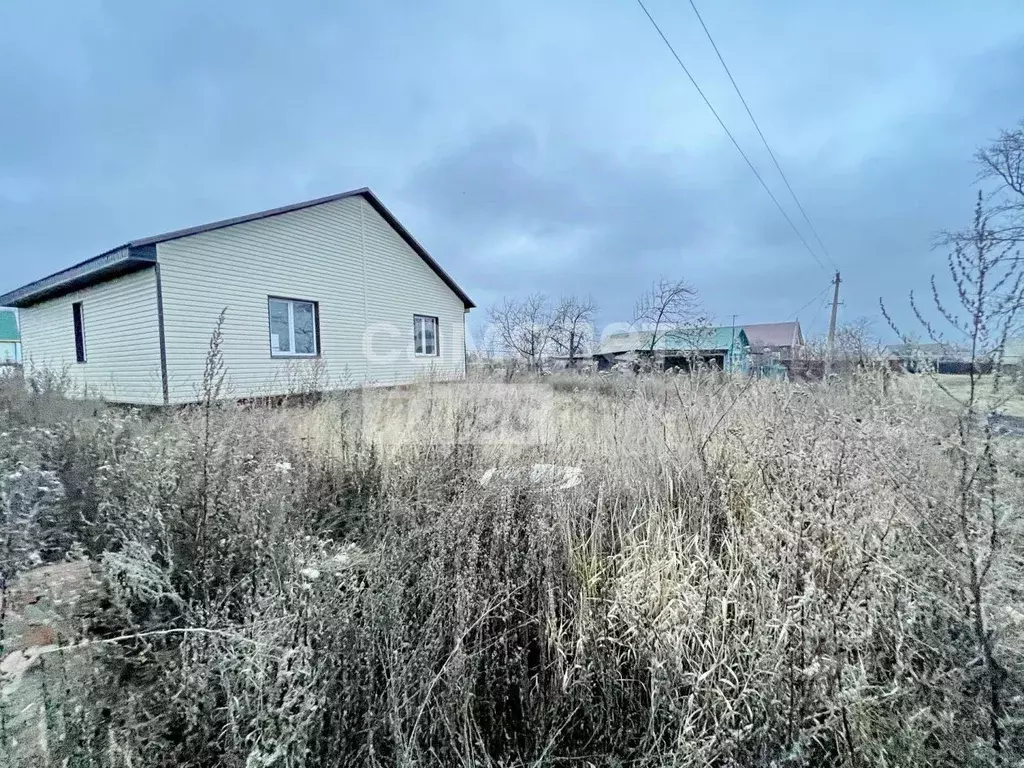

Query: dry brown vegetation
[1,362,1023,767]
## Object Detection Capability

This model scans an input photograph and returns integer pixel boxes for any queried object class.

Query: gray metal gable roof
[0,188,475,309]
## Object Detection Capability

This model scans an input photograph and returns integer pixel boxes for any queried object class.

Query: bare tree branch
[805,316,883,370]
[941,120,1024,254]
[632,278,707,357]
[883,177,1024,760]
[487,294,554,370]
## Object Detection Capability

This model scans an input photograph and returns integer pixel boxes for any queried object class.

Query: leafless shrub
[882,181,1024,762]
[0,362,100,427]
[281,356,331,405]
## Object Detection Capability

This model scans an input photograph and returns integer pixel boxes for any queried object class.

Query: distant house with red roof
[743,321,804,366]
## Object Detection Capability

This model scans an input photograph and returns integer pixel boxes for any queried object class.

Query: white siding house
[0,189,474,404]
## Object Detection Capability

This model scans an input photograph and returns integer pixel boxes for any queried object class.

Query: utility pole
[825,270,841,378]
[730,313,737,373]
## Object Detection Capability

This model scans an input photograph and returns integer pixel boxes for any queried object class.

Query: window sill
[270,353,320,360]
[414,353,440,358]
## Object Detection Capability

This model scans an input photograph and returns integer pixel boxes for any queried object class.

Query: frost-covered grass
[927,372,1024,417]
[1,369,1023,766]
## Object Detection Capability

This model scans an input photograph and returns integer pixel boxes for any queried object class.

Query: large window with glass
[268,297,319,357]
[413,314,439,356]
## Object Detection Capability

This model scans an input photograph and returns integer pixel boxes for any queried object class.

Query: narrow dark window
[72,302,86,363]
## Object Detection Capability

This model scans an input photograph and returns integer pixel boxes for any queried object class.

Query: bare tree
[551,295,597,368]
[805,316,884,370]
[488,297,525,365]
[942,121,1024,254]
[632,278,707,358]
[975,121,1024,247]
[487,294,554,370]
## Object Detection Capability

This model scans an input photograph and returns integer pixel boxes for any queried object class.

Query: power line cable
[786,284,832,321]
[808,294,830,332]
[687,0,837,270]
[634,0,828,273]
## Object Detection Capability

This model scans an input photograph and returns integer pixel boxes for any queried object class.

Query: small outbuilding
[596,326,750,373]
[884,342,982,374]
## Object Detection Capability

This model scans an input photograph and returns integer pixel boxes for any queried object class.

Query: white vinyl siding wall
[157,195,466,403]
[17,269,163,404]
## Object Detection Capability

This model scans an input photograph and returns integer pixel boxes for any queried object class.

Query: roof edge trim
[0,247,156,308]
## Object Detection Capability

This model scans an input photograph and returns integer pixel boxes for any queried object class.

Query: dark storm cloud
[0,0,417,274]
[404,122,765,327]
[733,38,1024,335]
[1,0,1023,344]
[404,123,824,328]
[404,31,1024,337]
[406,124,713,255]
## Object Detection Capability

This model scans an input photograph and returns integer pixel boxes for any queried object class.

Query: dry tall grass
[1,368,1022,766]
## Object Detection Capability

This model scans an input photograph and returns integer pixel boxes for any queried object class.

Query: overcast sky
[2,0,1023,341]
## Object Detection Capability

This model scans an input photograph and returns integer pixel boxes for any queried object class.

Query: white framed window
[268,297,319,357]
[413,314,439,356]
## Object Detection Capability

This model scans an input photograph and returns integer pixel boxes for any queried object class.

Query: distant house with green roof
[0,308,20,364]
[597,325,749,373]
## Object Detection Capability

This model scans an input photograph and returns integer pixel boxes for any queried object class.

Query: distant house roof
[744,321,803,349]
[599,333,653,355]
[1003,338,1024,365]
[0,188,475,309]
[599,326,750,355]
[0,309,18,343]
[884,342,969,361]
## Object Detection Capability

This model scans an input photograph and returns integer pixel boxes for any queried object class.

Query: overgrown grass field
[929,372,1024,418]
[1,368,1023,766]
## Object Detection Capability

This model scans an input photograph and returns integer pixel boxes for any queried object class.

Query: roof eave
[0,246,157,308]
